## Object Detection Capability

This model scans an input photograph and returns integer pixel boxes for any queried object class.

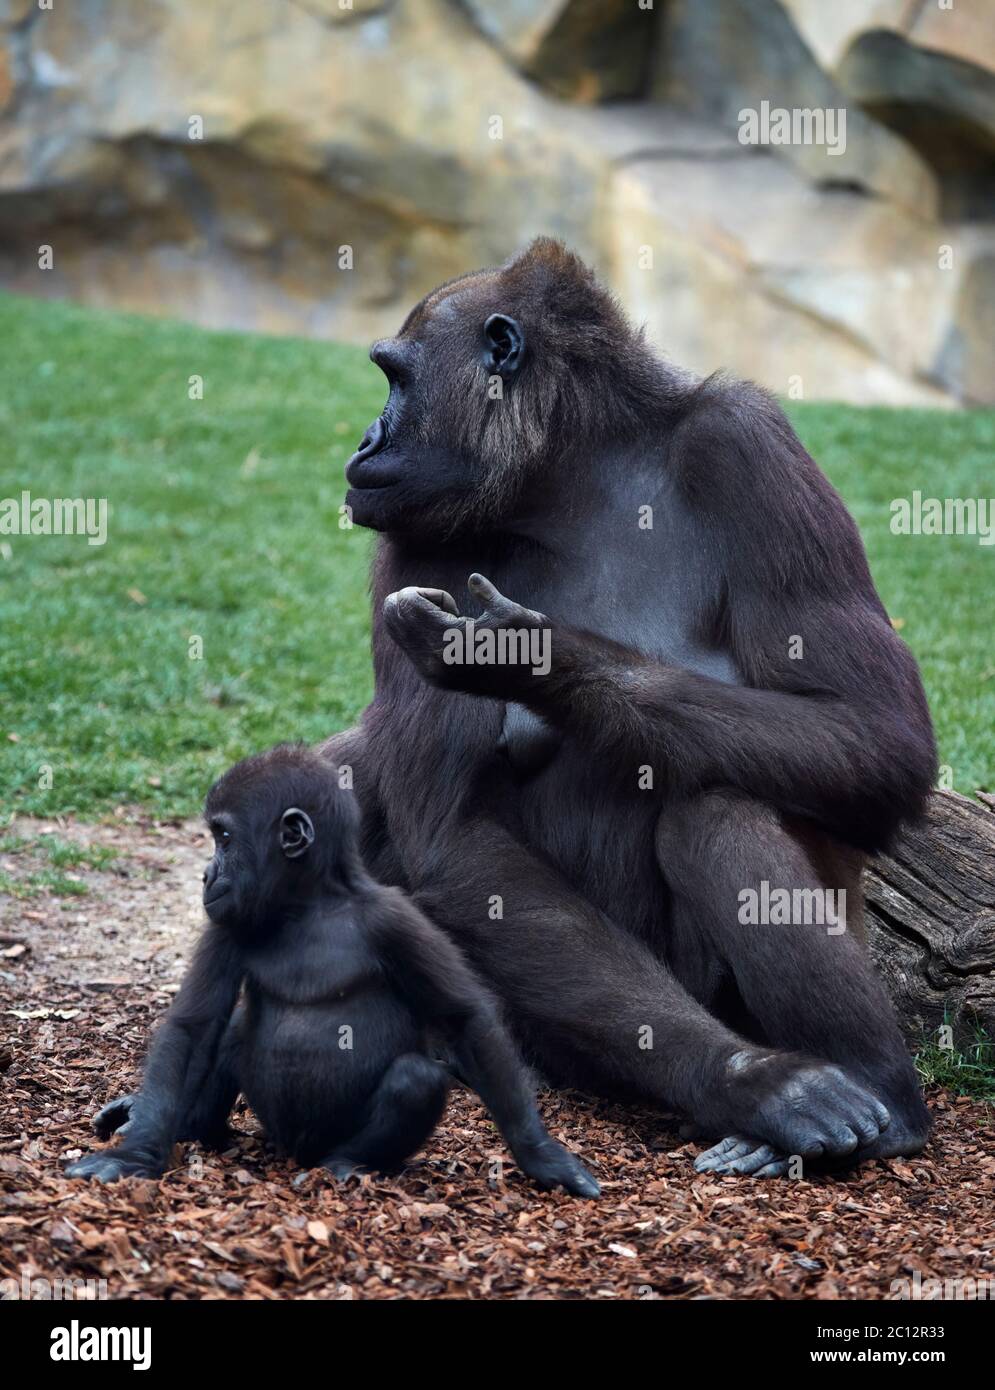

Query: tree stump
[864,790,995,1046]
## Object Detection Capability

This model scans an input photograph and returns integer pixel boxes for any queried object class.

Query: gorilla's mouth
[204,886,232,909]
[346,416,395,489]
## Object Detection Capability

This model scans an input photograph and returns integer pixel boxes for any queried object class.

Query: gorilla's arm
[499,611,931,856]
[67,926,243,1181]
[383,394,935,854]
[368,887,600,1197]
[386,578,932,854]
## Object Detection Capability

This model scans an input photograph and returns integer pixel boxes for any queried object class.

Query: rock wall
[1,0,992,404]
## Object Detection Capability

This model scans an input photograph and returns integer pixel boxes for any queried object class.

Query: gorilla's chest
[376,487,740,802]
[495,551,740,779]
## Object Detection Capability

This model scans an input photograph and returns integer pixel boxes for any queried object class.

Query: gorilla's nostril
[356,416,387,459]
[346,414,396,489]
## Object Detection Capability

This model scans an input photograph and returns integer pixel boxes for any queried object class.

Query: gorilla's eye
[220,830,231,844]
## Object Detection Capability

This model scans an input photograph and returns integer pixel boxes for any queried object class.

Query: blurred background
[1,0,992,406]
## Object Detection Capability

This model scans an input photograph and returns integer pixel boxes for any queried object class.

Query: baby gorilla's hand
[92,1092,139,1140]
[512,1135,601,1198]
[65,1148,164,1183]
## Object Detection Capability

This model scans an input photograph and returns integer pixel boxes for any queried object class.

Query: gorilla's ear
[483,314,524,381]
[279,807,315,859]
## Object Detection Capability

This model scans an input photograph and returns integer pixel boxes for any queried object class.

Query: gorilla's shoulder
[668,371,814,503]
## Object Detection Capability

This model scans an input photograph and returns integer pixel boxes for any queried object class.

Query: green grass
[1,292,381,819]
[0,832,119,870]
[916,1027,995,1101]
[0,832,119,898]
[0,870,89,900]
[0,292,993,819]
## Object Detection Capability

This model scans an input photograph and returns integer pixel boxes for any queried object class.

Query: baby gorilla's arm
[369,887,600,1198]
[67,927,243,1182]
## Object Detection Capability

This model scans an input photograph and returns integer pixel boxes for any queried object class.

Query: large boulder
[784,0,995,218]
[462,0,652,102]
[0,0,990,404]
[650,0,938,217]
[0,0,609,339]
[594,105,958,406]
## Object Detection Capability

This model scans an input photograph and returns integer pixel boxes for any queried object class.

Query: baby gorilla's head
[202,743,361,930]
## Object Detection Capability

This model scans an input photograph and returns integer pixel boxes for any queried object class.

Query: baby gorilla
[68,745,599,1196]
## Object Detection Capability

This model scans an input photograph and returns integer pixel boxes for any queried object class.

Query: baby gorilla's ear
[279,807,315,859]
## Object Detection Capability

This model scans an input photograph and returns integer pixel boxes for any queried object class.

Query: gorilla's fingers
[382,590,465,664]
[563,1165,602,1199]
[869,1096,892,1132]
[694,1135,755,1171]
[467,572,546,628]
[321,1155,363,1181]
[695,1137,790,1177]
[725,1144,787,1176]
[467,572,502,607]
[383,586,428,620]
[515,1137,600,1198]
[416,587,458,615]
[384,586,463,628]
[93,1094,137,1140]
[66,1151,160,1183]
[752,1158,792,1178]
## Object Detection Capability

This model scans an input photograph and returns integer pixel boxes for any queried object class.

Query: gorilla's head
[202,744,361,932]
[345,239,655,537]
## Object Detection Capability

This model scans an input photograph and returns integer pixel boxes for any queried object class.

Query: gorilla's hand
[92,1092,140,1140]
[65,1147,165,1183]
[66,1093,169,1181]
[511,1135,601,1198]
[381,584,460,686]
[383,573,548,697]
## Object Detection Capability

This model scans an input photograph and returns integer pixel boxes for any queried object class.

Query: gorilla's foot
[694,1136,791,1177]
[700,1052,892,1172]
[66,1150,164,1183]
[320,1154,364,1180]
[695,1104,928,1177]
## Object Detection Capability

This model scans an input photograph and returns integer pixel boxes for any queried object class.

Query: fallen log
[865,789,995,1047]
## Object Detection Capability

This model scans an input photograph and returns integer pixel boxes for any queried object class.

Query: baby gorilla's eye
[220,830,231,844]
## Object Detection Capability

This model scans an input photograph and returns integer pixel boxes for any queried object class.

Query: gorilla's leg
[410,818,889,1166]
[657,791,929,1175]
[320,1054,449,1177]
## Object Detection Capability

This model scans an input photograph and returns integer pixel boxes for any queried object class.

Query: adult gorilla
[334,238,934,1176]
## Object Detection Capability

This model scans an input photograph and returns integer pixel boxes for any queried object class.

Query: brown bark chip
[1,816,992,1301]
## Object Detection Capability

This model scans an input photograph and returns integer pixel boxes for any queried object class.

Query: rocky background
[0,0,992,406]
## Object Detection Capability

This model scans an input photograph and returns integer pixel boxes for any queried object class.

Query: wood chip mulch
[2,814,994,1301]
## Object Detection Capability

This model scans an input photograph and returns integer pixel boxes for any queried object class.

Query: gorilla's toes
[694,1136,790,1177]
[757,1063,890,1161]
[320,1155,363,1180]
[853,1114,930,1162]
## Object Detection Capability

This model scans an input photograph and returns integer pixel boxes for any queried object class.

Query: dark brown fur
[68,745,600,1196]
[335,239,935,1174]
